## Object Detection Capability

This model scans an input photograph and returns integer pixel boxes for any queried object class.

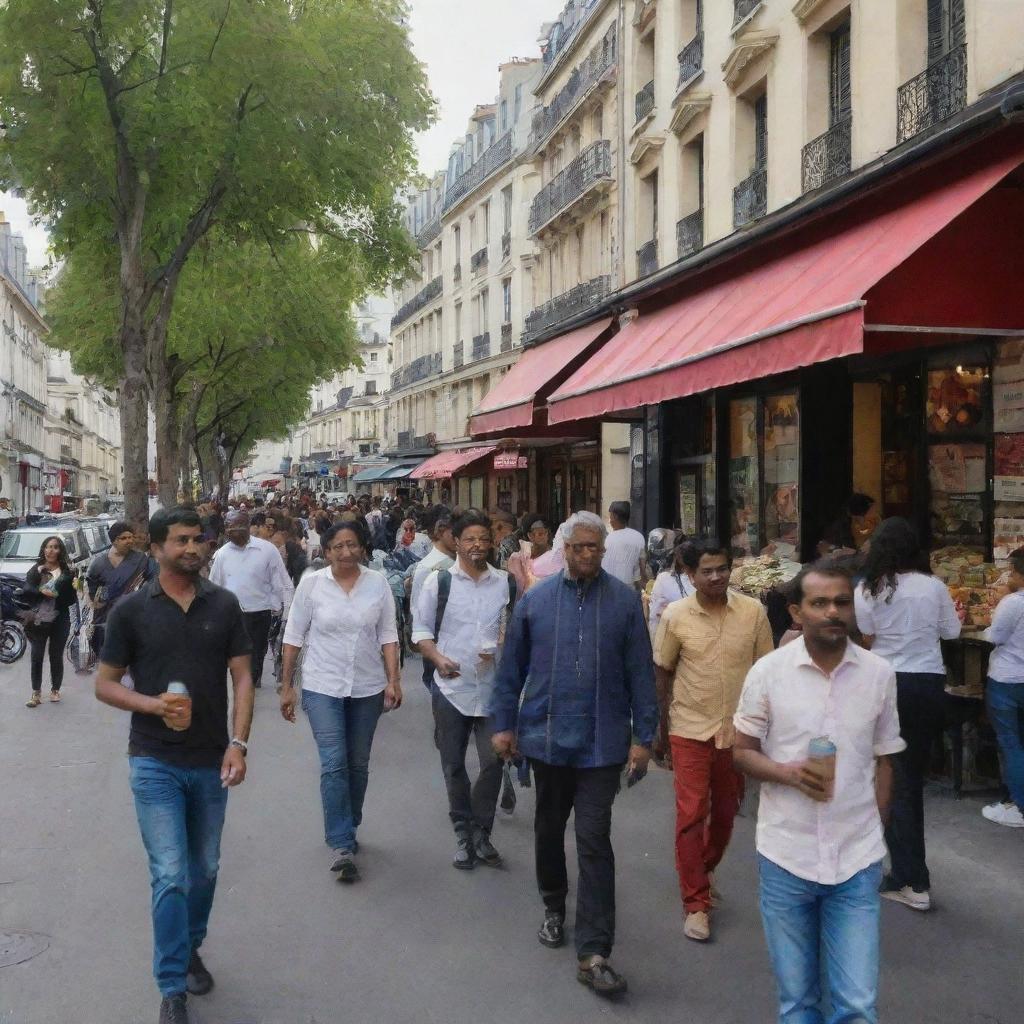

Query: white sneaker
[982,801,1024,828]
[880,885,931,911]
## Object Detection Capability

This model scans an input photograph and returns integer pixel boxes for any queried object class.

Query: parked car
[0,524,93,580]
[78,517,113,559]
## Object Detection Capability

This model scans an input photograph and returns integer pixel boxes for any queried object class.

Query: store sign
[494,450,527,471]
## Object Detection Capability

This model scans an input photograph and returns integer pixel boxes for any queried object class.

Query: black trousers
[885,672,947,891]
[29,611,71,692]
[243,610,273,688]
[430,682,502,835]
[531,759,622,959]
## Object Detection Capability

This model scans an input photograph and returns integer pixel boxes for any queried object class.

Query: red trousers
[670,735,744,914]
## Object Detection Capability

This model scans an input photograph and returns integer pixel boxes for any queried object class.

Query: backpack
[422,568,517,689]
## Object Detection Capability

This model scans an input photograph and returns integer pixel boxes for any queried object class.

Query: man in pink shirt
[733,564,904,1024]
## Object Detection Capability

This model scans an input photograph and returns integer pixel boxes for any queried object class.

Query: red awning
[411,447,497,481]
[469,318,613,436]
[548,133,1024,424]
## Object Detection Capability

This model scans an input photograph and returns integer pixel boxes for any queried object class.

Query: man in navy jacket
[492,510,657,999]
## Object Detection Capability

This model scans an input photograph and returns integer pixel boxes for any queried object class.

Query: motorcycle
[0,573,31,665]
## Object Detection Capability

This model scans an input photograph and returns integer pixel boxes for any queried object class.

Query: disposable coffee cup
[165,681,192,732]
[807,736,837,801]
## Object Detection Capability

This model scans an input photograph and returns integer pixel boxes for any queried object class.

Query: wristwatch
[229,738,248,756]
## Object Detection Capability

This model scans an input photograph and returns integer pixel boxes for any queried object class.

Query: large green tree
[0,0,432,522]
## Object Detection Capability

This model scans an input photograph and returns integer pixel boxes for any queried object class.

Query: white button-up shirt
[986,590,1024,684]
[412,560,510,717]
[283,566,399,699]
[602,527,646,586]
[410,545,454,624]
[648,569,696,635]
[854,572,960,674]
[209,536,294,614]
[734,637,906,885]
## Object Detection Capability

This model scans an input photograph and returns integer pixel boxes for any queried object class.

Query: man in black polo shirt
[96,506,254,1024]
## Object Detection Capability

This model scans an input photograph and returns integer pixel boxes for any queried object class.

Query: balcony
[529,139,613,236]
[443,131,513,213]
[677,33,703,90]
[532,23,618,147]
[676,208,703,259]
[391,276,442,329]
[471,246,489,276]
[501,322,513,352]
[897,44,967,145]
[390,351,442,391]
[454,340,465,369]
[801,116,852,193]
[634,80,655,125]
[637,240,658,278]
[453,262,462,285]
[733,0,762,26]
[733,166,767,228]
[397,430,412,450]
[541,0,606,76]
[472,332,491,361]
[395,431,436,453]
[416,212,442,249]
[501,231,511,261]
[523,275,611,344]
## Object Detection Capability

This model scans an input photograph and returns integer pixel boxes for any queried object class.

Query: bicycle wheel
[0,621,27,664]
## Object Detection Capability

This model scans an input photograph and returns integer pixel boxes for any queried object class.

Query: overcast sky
[2,0,559,266]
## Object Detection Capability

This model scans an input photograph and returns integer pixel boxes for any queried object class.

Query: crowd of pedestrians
[76,487,1024,1024]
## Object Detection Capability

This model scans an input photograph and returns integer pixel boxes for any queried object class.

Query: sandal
[50,690,61,703]
[26,692,41,708]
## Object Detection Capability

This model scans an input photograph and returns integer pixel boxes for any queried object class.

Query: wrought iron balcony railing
[523,275,611,344]
[635,80,655,124]
[533,24,618,148]
[542,0,605,73]
[500,322,513,352]
[676,208,703,259]
[896,44,967,144]
[529,139,613,235]
[733,0,762,25]
[416,212,442,249]
[443,131,513,212]
[801,116,852,193]
[471,247,489,275]
[501,231,511,260]
[397,430,412,449]
[677,33,703,89]
[472,332,491,361]
[391,276,442,329]
[390,351,442,391]
[637,240,658,278]
[733,166,767,228]
[454,340,464,369]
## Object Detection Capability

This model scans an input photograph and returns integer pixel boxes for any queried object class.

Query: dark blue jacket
[491,569,658,768]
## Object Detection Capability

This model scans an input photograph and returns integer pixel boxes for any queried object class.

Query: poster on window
[929,443,986,494]
[926,367,986,434]
[994,338,1024,383]
[994,518,1024,563]
[994,380,1024,433]
[995,433,1024,501]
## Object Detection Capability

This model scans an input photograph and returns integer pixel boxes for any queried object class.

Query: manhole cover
[0,932,50,968]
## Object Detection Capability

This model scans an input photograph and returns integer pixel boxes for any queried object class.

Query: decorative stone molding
[792,0,835,25]
[722,31,778,89]
[629,133,665,167]
[669,92,711,136]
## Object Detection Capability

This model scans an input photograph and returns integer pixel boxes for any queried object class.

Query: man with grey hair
[492,509,657,999]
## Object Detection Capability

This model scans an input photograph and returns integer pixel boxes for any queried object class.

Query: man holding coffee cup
[733,563,904,1024]
[96,507,255,1024]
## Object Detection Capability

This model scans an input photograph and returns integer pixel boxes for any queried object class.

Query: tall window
[453,225,461,265]
[481,200,490,243]
[502,278,512,323]
[502,186,513,234]
[754,93,768,170]
[593,103,604,139]
[514,83,523,122]
[928,0,966,62]
[501,99,509,132]
[829,22,852,125]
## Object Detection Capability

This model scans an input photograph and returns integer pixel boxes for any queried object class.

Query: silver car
[0,525,92,580]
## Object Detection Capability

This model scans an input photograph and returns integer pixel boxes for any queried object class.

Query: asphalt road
[1,651,1021,1024]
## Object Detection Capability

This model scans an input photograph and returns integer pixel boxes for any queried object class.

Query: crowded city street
[1,646,1020,1024]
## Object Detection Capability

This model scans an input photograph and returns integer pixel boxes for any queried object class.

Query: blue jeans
[302,689,385,850]
[129,756,229,997]
[987,678,1024,810]
[758,854,882,1024]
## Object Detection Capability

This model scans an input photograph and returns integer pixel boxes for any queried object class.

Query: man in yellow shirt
[653,540,773,942]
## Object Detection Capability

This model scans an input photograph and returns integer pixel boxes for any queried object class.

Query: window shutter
[949,0,966,50]
[754,94,768,170]
[829,24,852,124]
[697,136,705,209]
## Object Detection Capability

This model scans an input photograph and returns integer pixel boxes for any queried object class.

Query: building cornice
[722,31,778,89]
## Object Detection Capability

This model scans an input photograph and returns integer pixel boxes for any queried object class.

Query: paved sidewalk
[1,655,1021,1024]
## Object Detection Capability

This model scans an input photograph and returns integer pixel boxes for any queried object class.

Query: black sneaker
[158,993,190,1024]
[334,850,359,883]
[186,950,213,996]
[453,831,476,870]
[472,829,502,867]
[538,910,565,948]
[577,957,628,998]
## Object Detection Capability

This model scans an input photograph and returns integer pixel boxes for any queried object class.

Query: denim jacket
[491,569,658,768]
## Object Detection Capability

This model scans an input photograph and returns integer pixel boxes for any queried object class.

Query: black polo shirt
[101,575,251,767]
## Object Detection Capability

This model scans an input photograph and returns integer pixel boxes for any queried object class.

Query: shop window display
[728,397,759,558]
[763,393,800,558]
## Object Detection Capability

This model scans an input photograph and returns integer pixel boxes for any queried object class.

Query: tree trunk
[119,335,150,528]
[151,363,182,509]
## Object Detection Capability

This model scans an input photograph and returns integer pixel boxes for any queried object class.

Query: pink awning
[411,447,497,480]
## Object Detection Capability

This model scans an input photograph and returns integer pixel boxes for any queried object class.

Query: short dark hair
[848,493,876,517]
[491,509,516,529]
[249,511,267,527]
[424,504,453,536]
[682,538,731,570]
[107,519,135,543]
[1010,547,1024,577]
[609,500,631,524]
[452,508,492,538]
[322,518,370,553]
[788,560,854,605]
[149,506,202,545]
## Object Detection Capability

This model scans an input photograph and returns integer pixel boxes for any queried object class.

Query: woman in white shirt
[647,540,696,636]
[854,517,961,912]
[279,519,402,883]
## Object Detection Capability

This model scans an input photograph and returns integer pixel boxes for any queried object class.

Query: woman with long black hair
[854,517,961,911]
[24,535,78,707]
